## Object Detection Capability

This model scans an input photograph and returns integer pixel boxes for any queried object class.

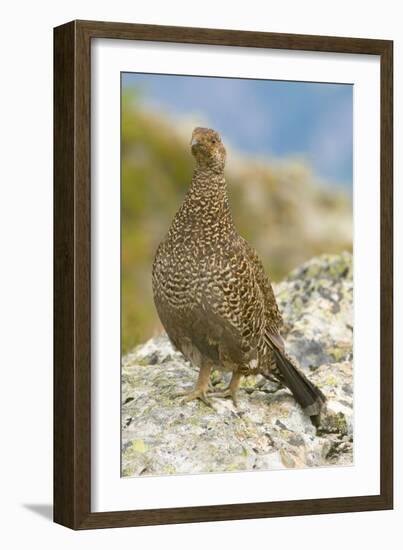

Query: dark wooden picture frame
[54,19,393,530]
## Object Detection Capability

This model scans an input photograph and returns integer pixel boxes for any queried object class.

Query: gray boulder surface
[122,252,353,477]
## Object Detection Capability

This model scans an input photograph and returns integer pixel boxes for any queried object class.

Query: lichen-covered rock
[122,252,353,477]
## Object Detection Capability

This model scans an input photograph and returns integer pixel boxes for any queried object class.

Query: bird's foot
[209,387,239,406]
[174,388,215,409]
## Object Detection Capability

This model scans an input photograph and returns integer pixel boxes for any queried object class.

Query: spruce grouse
[152,127,325,422]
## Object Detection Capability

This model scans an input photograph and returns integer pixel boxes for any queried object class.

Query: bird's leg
[210,370,242,406]
[174,362,213,407]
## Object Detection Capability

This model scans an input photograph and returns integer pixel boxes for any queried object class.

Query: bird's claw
[209,387,239,406]
[174,388,215,409]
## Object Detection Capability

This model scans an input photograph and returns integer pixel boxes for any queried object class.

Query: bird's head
[190,127,226,171]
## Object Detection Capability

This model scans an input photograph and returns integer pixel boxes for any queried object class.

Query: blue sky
[123,73,353,189]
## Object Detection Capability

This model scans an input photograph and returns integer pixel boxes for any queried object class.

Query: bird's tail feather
[271,348,326,422]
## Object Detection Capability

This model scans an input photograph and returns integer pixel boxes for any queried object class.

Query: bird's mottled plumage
[152,127,325,420]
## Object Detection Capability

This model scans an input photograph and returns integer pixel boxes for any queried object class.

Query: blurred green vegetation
[122,91,353,353]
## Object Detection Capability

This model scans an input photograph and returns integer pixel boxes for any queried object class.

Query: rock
[122,252,353,477]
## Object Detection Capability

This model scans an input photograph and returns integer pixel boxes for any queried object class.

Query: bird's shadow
[23,503,53,522]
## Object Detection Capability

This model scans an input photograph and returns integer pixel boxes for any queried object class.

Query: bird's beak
[191,137,199,147]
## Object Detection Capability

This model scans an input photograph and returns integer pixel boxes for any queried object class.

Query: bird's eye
[211,139,216,144]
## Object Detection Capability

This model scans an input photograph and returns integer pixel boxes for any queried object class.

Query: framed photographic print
[54,20,393,529]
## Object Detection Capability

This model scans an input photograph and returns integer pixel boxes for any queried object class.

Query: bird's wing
[192,243,269,367]
[239,237,283,334]
[239,237,287,358]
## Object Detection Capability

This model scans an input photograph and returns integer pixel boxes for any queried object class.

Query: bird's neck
[185,166,232,219]
[170,165,236,240]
